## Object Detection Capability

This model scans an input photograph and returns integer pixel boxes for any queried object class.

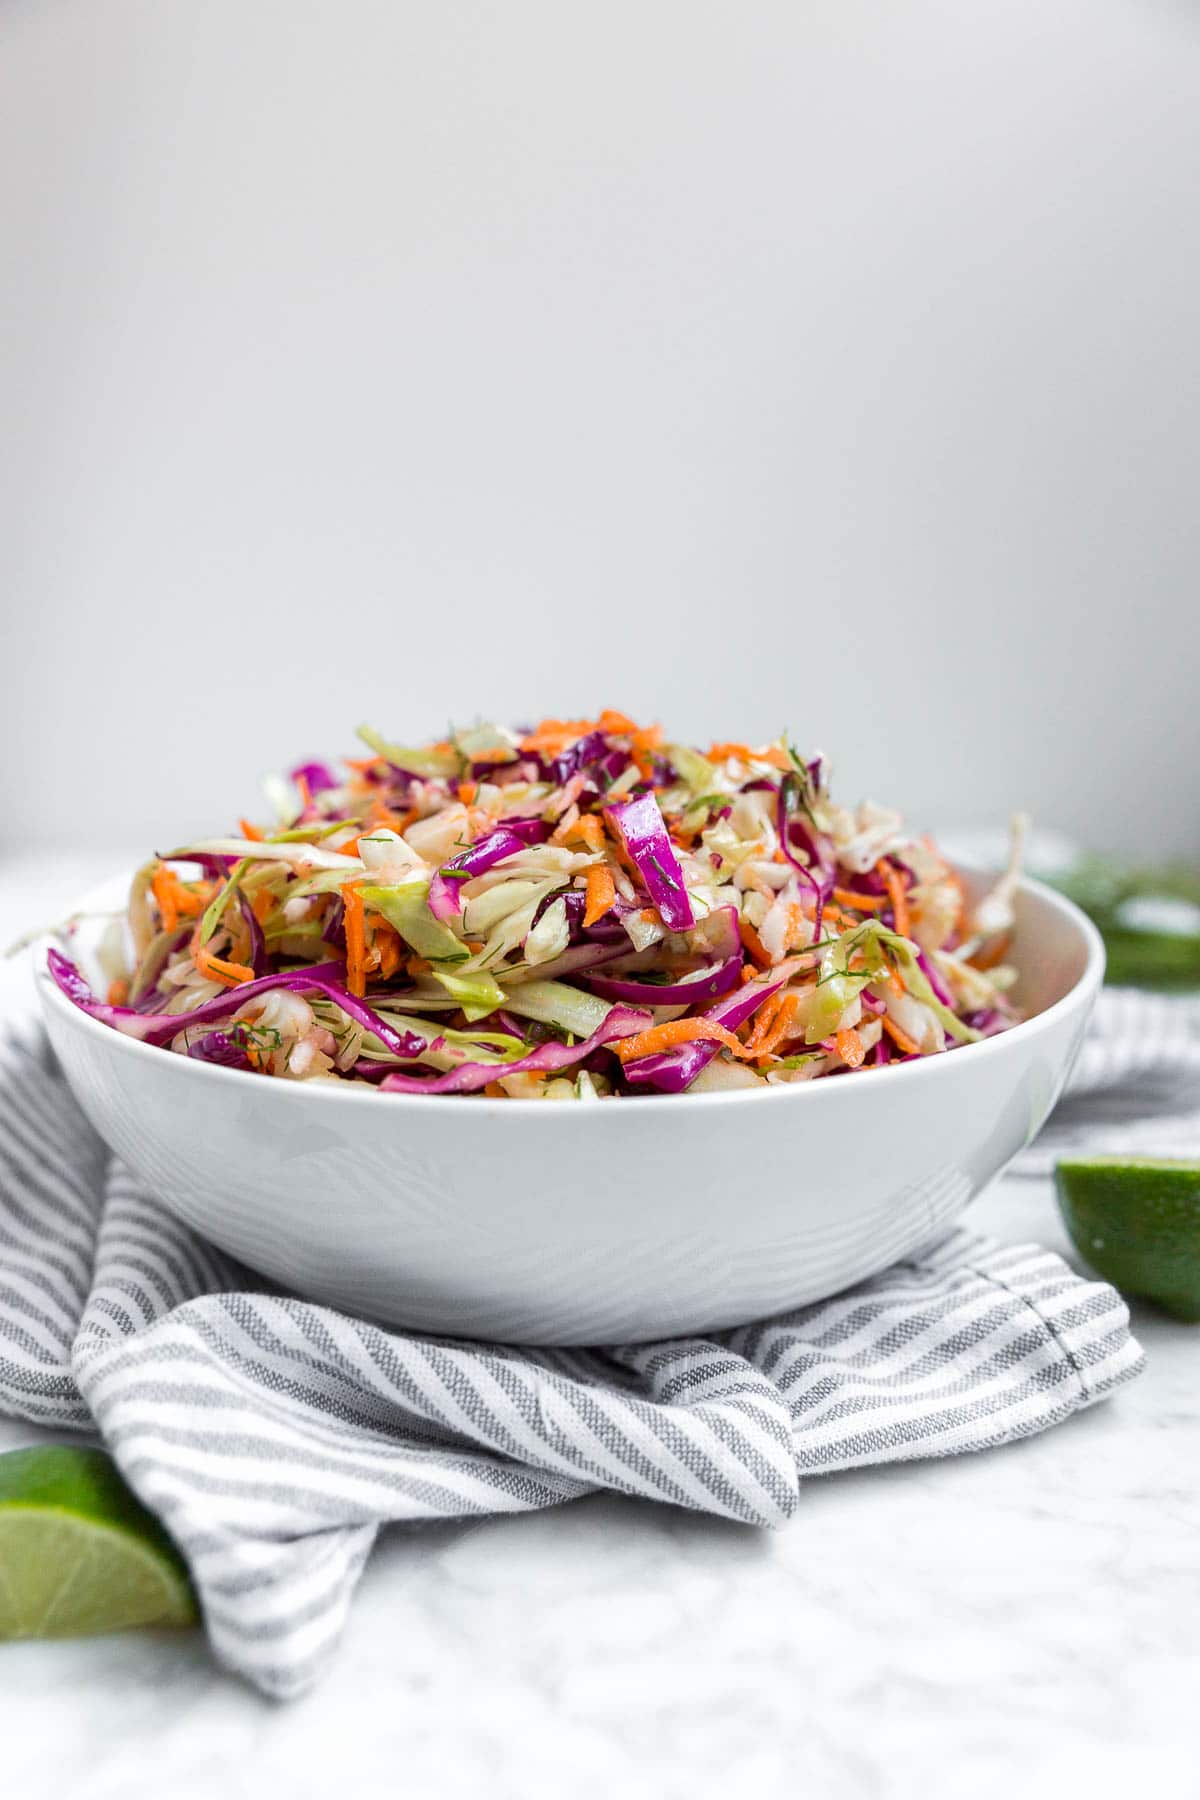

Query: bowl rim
[33,868,1106,1115]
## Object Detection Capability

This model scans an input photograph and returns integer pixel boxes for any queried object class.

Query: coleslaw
[46,714,1023,1097]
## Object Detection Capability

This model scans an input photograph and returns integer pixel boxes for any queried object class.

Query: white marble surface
[1,852,1197,1798]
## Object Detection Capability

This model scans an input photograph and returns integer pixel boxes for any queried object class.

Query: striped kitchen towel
[0,1016,1154,1702]
[1021,987,1200,1174]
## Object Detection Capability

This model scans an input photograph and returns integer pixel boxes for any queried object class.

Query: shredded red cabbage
[604,792,696,931]
[48,951,426,1061]
[775,779,833,938]
[915,947,954,1008]
[621,969,792,1093]
[50,715,1015,1098]
[428,823,550,922]
[186,1030,254,1070]
[237,892,269,977]
[581,955,743,1005]
[380,1004,652,1095]
[289,761,340,795]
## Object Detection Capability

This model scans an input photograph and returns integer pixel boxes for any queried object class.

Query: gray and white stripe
[1064,988,1200,1094]
[1019,988,1200,1174]
[0,1022,1147,1700]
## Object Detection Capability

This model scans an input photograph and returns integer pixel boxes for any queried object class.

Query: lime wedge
[1056,1157,1200,1322]
[0,1446,197,1640]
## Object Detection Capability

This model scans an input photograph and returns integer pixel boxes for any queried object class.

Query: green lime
[0,1445,197,1640]
[1050,858,1200,989]
[1056,1157,1200,1322]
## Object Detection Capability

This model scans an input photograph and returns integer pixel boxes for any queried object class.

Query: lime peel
[0,1446,197,1640]
[1056,1156,1200,1323]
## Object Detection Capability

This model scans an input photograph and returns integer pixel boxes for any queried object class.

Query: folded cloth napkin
[2,993,1176,1702]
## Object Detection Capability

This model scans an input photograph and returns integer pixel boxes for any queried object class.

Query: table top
[1,850,1195,1799]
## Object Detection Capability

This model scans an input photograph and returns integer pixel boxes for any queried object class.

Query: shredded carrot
[296,773,312,812]
[189,930,255,988]
[341,882,367,998]
[832,885,888,912]
[707,742,792,772]
[239,818,265,842]
[370,918,404,981]
[835,1026,866,1069]
[557,817,604,849]
[251,890,275,924]
[882,1015,921,1056]
[738,918,772,968]
[458,779,478,805]
[345,756,381,773]
[152,868,179,934]
[754,993,805,1063]
[152,865,207,934]
[821,904,859,935]
[597,709,638,734]
[367,798,414,832]
[742,989,785,1051]
[406,955,432,977]
[583,865,616,928]
[374,799,421,835]
[483,1081,508,1098]
[617,999,805,1067]
[519,718,597,757]
[969,932,1011,972]
[878,859,911,938]
[630,724,662,778]
[613,1018,754,1065]
[206,953,256,986]
[106,978,129,1006]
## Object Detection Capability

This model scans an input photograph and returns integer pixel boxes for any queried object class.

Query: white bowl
[35,872,1103,1344]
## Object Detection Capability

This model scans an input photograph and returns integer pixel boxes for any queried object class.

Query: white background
[2,0,1198,862]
